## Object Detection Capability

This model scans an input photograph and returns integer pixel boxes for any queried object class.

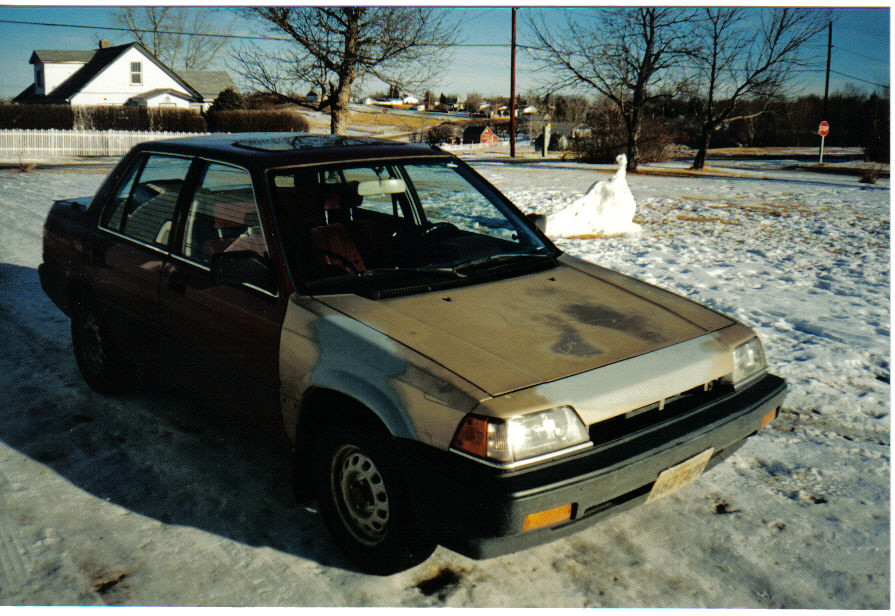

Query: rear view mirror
[356,178,407,196]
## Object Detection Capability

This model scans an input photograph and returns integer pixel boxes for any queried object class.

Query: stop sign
[818,121,830,137]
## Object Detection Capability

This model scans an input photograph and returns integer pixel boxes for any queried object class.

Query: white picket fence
[441,138,535,152]
[0,129,207,158]
[442,139,510,152]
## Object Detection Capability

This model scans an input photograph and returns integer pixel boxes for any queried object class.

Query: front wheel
[312,419,435,574]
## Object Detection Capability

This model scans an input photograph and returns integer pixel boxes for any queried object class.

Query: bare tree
[115,7,233,70]
[465,91,483,114]
[529,8,695,171]
[234,8,457,134]
[686,8,831,169]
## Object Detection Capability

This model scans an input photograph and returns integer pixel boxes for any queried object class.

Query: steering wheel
[309,248,362,275]
[401,222,459,248]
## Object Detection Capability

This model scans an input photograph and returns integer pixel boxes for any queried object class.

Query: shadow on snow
[0,262,360,573]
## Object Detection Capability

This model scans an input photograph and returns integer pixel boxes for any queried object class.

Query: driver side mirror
[526,213,547,232]
[211,251,275,292]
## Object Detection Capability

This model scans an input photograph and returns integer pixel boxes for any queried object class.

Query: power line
[0,18,538,48]
[834,46,889,65]
[0,17,536,48]
[0,18,279,41]
[830,70,889,89]
[1,16,885,89]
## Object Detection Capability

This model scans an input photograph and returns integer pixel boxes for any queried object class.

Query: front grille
[589,378,734,447]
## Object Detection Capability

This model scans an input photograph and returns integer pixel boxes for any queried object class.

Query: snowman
[543,154,641,237]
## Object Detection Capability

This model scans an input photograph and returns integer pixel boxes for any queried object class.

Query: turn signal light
[452,415,489,458]
[522,504,573,532]
[760,408,778,429]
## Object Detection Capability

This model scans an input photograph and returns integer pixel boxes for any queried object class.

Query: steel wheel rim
[331,444,390,546]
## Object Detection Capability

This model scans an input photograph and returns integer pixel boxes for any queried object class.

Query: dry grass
[344,108,477,135]
[676,215,740,225]
[565,232,629,239]
[635,167,754,179]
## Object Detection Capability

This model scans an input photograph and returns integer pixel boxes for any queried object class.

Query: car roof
[136,132,450,169]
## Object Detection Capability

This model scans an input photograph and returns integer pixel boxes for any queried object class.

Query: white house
[13,40,234,111]
[362,94,421,109]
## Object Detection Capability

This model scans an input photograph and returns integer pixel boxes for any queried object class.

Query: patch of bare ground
[676,215,741,225]
[635,167,755,179]
[566,232,630,239]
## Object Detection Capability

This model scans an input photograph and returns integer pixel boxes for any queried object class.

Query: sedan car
[39,133,786,574]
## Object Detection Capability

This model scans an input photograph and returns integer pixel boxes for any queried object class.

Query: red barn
[462,125,498,146]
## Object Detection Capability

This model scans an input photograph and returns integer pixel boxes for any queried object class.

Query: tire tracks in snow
[0,266,70,594]
[0,467,34,591]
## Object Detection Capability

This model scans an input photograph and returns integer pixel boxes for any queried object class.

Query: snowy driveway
[0,160,888,607]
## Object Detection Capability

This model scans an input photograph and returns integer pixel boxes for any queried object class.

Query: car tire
[311,415,435,575]
[70,297,132,394]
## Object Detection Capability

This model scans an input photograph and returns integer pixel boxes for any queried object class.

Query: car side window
[100,159,140,231]
[181,162,268,266]
[101,153,192,247]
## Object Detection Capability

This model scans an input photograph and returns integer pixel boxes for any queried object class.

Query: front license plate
[646,448,714,504]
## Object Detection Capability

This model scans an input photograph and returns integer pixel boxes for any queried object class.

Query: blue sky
[0,6,889,101]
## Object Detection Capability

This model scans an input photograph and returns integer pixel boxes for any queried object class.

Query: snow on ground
[0,157,889,608]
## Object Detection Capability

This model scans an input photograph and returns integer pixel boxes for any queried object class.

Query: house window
[130,61,142,85]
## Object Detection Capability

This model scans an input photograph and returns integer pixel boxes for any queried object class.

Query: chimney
[99,39,110,49]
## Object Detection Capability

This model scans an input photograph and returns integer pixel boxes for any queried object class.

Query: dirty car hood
[317,258,734,396]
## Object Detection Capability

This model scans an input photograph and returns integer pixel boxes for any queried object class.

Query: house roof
[14,42,205,105]
[177,70,235,100]
[462,125,493,138]
[30,50,95,64]
[11,83,36,103]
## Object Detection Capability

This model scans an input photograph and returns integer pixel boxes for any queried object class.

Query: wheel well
[299,388,389,435]
[292,388,391,502]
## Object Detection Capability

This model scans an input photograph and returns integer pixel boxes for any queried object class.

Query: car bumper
[38,261,70,316]
[401,373,786,559]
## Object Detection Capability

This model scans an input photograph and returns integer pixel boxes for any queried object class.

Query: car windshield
[269,159,556,297]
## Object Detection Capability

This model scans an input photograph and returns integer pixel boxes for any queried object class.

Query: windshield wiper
[453,251,555,274]
[359,266,466,279]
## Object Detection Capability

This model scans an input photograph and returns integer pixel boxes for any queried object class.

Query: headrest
[322,181,362,211]
[214,199,257,229]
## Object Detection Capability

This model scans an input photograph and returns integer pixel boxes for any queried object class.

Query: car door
[158,159,287,435]
[90,151,195,366]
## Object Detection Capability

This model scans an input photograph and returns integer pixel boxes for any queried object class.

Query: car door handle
[168,270,187,294]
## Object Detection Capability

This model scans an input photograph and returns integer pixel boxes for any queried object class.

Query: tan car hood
[318,258,734,397]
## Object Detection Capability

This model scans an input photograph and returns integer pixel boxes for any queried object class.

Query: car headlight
[732,337,767,385]
[451,406,591,466]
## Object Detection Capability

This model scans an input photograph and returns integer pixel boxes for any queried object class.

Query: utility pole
[510,8,517,158]
[823,20,832,120]
[820,20,832,162]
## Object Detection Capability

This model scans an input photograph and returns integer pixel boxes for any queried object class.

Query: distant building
[363,94,421,109]
[13,39,234,111]
[462,125,498,146]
